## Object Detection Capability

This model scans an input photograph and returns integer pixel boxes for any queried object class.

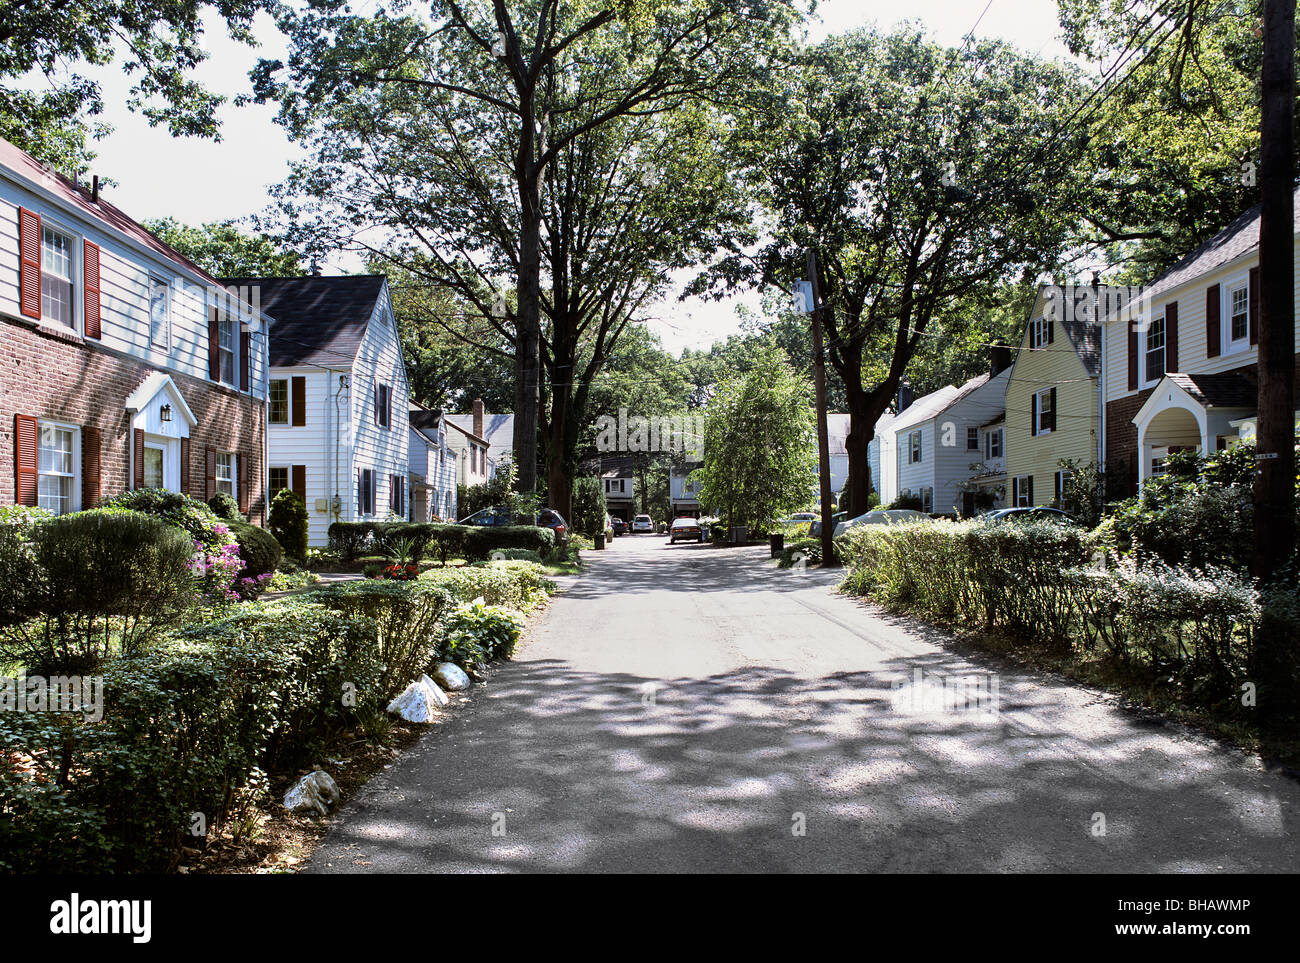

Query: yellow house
[1003,285,1102,506]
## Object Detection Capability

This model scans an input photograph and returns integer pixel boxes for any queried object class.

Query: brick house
[0,137,272,520]
[1102,187,1300,494]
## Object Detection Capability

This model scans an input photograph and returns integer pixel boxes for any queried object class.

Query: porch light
[160,403,173,423]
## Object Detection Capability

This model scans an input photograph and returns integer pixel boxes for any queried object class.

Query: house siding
[267,367,351,546]
[349,290,409,522]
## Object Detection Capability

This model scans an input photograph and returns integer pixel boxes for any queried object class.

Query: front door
[143,443,166,490]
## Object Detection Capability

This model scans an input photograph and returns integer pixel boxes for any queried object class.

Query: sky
[64,0,1076,355]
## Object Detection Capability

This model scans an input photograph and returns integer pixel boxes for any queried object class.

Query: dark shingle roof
[1168,371,1258,409]
[1060,313,1102,378]
[219,275,387,368]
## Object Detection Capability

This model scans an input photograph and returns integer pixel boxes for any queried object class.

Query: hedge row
[0,562,552,873]
[327,520,556,564]
[837,520,1267,704]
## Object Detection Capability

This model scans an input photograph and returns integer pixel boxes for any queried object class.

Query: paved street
[308,535,1300,873]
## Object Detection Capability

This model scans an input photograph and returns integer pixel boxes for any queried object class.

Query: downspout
[334,373,349,520]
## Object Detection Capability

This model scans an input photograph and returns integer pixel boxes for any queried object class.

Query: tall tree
[144,218,306,278]
[256,0,804,498]
[0,0,272,173]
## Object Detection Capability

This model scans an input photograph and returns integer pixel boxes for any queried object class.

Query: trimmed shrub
[207,492,241,521]
[327,520,554,566]
[228,520,281,600]
[442,599,525,665]
[425,560,554,613]
[570,477,607,536]
[268,489,309,563]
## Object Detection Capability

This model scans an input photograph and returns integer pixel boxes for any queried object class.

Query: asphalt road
[307,533,1300,873]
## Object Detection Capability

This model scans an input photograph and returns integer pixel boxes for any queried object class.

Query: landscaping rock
[420,674,451,706]
[432,662,471,692]
[283,770,340,816]
[386,676,449,722]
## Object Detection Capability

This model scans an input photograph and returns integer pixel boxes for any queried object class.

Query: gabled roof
[0,136,230,288]
[1026,283,1101,378]
[887,384,962,434]
[444,418,489,446]
[219,275,388,368]
[446,412,515,455]
[408,401,448,449]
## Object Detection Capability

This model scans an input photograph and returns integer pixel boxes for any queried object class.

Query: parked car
[668,517,705,544]
[611,517,629,536]
[808,512,848,539]
[983,506,1076,525]
[631,514,654,534]
[833,509,930,538]
[459,505,568,540]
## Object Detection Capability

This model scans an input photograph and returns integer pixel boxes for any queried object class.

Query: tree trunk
[545,382,573,523]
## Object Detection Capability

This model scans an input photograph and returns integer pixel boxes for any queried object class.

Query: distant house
[602,462,636,521]
[1101,187,1300,493]
[443,404,491,488]
[1004,288,1101,507]
[877,383,960,509]
[0,135,272,520]
[409,401,457,522]
[669,460,703,517]
[447,399,513,478]
[220,274,409,546]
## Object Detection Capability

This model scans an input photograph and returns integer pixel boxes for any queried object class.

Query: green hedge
[327,520,555,565]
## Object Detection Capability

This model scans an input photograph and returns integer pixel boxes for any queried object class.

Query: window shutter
[1030,393,1038,437]
[240,330,251,392]
[1027,476,1034,505]
[237,453,250,515]
[1047,319,1055,344]
[208,305,221,380]
[366,470,374,515]
[13,414,37,506]
[83,241,101,338]
[1248,266,1259,345]
[1205,284,1221,357]
[205,446,217,500]
[17,208,40,320]
[133,428,145,489]
[291,376,306,426]
[374,383,381,425]
[1164,300,1178,373]
[180,437,191,495]
[82,425,101,509]
[1127,320,1138,390]
[386,387,392,430]
[1048,387,1057,432]
[292,465,306,503]
[357,469,363,516]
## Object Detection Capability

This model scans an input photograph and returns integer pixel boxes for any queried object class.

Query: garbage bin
[594,532,605,550]
[769,532,784,558]
[728,525,747,545]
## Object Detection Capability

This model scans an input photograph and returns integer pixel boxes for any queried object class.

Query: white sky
[64,0,1075,355]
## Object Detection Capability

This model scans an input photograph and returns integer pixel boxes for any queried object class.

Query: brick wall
[2,317,266,522]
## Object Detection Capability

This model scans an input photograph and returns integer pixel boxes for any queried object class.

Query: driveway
[307,533,1300,873]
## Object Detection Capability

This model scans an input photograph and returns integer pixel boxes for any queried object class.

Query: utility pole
[808,250,838,568]
[1252,0,1296,716]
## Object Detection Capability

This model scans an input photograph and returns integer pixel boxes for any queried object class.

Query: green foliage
[886,494,925,512]
[268,489,310,563]
[695,343,815,529]
[328,520,555,566]
[207,492,241,521]
[570,478,607,536]
[227,521,282,600]
[457,460,518,519]
[144,218,305,278]
[442,599,526,666]
[0,510,198,674]
[1055,459,1106,529]
[424,561,554,615]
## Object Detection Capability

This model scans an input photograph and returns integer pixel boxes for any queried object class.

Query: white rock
[431,662,471,692]
[283,770,340,816]
[420,674,451,706]
[387,680,437,722]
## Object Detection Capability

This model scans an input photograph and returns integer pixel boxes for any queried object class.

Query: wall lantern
[160,403,173,423]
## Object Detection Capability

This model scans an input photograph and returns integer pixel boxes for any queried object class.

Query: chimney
[91,175,100,203]
[473,398,484,439]
[896,382,915,414]
[990,343,1012,377]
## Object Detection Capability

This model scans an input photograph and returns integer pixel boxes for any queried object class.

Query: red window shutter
[1206,284,1221,357]
[82,425,101,509]
[180,437,191,495]
[208,305,221,381]
[291,464,306,503]
[1248,266,1259,345]
[133,427,145,489]
[240,330,251,392]
[237,452,250,514]
[1165,300,1178,372]
[291,376,306,426]
[17,208,40,320]
[13,414,37,506]
[83,241,101,338]
[1127,319,1138,391]
[205,446,217,500]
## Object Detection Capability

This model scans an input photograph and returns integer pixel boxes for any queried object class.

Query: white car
[631,514,655,534]
[833,509,930,538]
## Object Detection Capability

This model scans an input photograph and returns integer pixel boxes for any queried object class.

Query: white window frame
[1224,277,1250,353]
[217,311,236,386]
[966,426,979,451]
[269,378,289,425]
[1034,388,1054,435]
[1143,310,1166,387]
[269,465,289,497]
[920,486,933,513]
[40,220,79,332]
[36,420,79,515]
[909,430,922,464]
[985,427,1003,460]
[1013,474,1031,508]
[149,275,171,350]
[1054,469,1073,503]
[215,451,236,498]
[142,441,167,490]
[1029,316,1050,350]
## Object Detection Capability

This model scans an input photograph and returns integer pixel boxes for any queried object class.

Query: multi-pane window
[1035,388,1055,434]
[37,423,75,514]
[1054,469,1073,503]
[1145,313,1166,383]
[269,379,289,424]
[909,431,922,464]
[1029,316,1050,349]
[216,452,235,497]
[218,313,236,385]
[41,226,74,328]
[966,426,979,451]
[1229,284,1249,343]
[1013,475,1031,508]
[376,383,392,428]
[985,428,1003,460]
[920,487,933,513]
[150,276,170,348]
[269,466,289,497]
